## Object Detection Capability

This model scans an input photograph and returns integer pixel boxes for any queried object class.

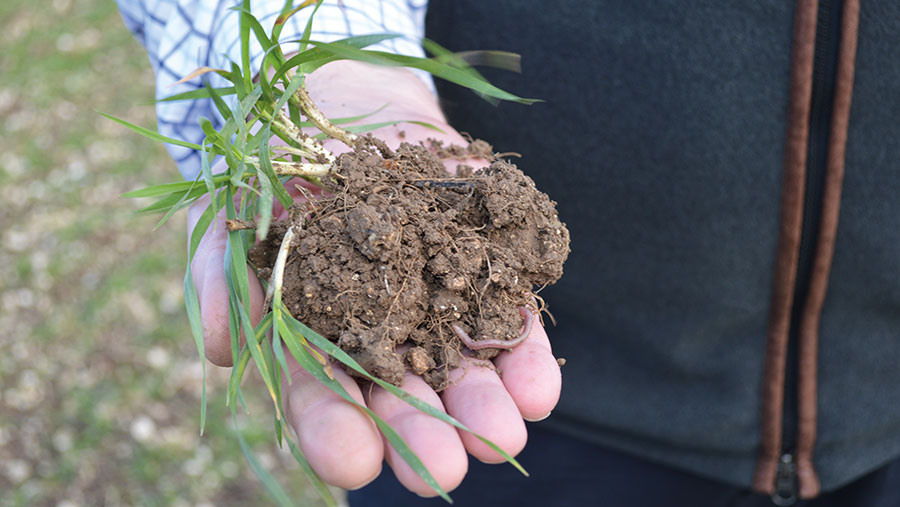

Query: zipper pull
[771,452,798,506]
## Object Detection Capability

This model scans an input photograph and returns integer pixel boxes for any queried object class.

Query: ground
[0,0,332,505]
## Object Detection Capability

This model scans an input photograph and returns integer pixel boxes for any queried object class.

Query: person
[118,1,900,505]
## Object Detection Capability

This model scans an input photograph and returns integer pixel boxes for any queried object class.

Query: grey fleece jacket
[427,0,900,499]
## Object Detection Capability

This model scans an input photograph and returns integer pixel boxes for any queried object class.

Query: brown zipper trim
[794,0,860,498]
[753,0,819,495]
[755,0,862,497]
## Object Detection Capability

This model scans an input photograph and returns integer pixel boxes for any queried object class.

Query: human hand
[186,61,562,496]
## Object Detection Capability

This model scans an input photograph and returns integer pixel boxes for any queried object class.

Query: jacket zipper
[773,2,843,505]
[772,453,799,506]
[761,0,861,500]
[753,0,817,496]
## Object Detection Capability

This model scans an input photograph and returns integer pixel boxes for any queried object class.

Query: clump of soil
[249,138,569,391]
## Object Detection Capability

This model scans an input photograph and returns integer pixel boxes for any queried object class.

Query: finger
[492,316,562,422]
[440,357,528,463]
[187,197,264,366]
[368,373,468,497]
[284,354,384,490]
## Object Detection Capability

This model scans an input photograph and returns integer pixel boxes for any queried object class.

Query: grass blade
[240,84,265,118]
[285,436,337,507]
[421,39,522,74]
[239,0,254,92]
[406,120,447,133]
[136,183,207,215]
[150,177,207,228]
[298,0,323,53]
[171,66,231,86]
[231,5,276,54]
[231,409,293,507]
[205,78,234,122]
[255,127,277,241]
[225,185,252,327]
[183,265,207,435]
[270,34,403,84]
[199,143,217,198]
[306,41,538,104]
[230,62,248,101]
[158,86,236,103]
[259,326,285,418]
[451,50,522,72]
[98,112,203,150]
[420,40,520,105]
[312,119,445,139]
[225,189,281,418]
[223,185,246,373]
[123,175,229,199]
[188,193,223,261]
[275,0,319,32]
[227,313,272,409]
[271,72,306,119]
[272,0,296,42]
[228,278,281,417]
[267,221,291,380]
[200,118,232,160]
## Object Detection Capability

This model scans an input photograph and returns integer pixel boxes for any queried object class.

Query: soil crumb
[250,138,569,390]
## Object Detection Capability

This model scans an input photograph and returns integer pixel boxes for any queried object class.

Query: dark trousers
[348,424,900,507]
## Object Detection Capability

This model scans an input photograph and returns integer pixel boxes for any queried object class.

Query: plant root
[264,224,297,314]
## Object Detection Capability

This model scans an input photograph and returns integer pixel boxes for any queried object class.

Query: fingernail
[346,467,382,491]
[524,411,551,423]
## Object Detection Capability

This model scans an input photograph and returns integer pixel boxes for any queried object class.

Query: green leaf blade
[98,112,203,150]
[123,175,229,199]
[183,266,207,435]
[232,410,294,507]
[285,437,338,507]
[306,41,539,104]
[158,86,236,103]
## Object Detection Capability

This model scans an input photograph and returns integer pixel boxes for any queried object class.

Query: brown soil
[249,138,569,391]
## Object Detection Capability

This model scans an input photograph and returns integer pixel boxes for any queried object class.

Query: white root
[268,160,332,177]
[264,224,296,313]
[294,87,358,147]
[275,110,337,165]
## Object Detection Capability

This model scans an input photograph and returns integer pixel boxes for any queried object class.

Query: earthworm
[410,178,479,189]
[451,307,535,350]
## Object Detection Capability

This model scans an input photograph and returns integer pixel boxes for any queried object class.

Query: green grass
[0,0,331,504]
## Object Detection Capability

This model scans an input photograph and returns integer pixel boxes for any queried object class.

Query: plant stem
[242,156,330,180]
[271,144,328,160]
[267,160,332,177]
[274,110,337,164]
[293,86,358,147]
[265,224,296,313]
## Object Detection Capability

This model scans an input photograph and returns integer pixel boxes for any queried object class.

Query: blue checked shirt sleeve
[116,0,429,180]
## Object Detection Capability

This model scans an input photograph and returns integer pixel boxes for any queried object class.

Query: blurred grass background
[0,0,332,504]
